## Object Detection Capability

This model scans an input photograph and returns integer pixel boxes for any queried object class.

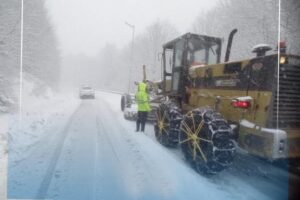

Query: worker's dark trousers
[136,111,148,132]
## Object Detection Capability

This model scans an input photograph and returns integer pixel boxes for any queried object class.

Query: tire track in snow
[95,101,150,197]
[96,115,122,164]
[123,136,175,198]
[96,98,176,198]
[36,103,83,199]
[94,114,122,200]
[94,103,137,200]
[45,100,101,200]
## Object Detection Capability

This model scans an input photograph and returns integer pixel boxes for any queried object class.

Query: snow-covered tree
[192,0,279,61]
[0,0,60,112]
[281,0,300,54]
[86,20,179,93]
[0,0,21,111]
[132,20,178,82]
[23,0,61,89]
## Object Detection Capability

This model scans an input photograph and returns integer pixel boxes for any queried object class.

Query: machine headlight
[280,56,287,64]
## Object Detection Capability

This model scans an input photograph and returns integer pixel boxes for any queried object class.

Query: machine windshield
[187,37,220,65]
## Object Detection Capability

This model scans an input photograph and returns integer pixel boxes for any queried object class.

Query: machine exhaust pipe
[224,29,238,62]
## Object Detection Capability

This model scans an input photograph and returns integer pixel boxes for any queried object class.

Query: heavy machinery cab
[162,33,222,103]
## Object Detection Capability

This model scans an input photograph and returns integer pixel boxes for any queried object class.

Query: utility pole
[125,21,135,92]
[19,0,24,122]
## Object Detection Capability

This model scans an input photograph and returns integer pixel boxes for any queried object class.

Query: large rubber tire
[121,95,126,111]
[154,100,182,147]
[121,93,132,111]
[179,108,235,174]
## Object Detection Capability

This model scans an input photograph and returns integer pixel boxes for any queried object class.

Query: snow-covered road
[7,91,292,200]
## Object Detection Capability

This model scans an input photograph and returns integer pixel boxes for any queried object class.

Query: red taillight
[232,101,251,108]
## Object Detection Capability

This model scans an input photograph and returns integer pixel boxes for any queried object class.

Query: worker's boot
[141,123,145,132]
[136,122,140,132]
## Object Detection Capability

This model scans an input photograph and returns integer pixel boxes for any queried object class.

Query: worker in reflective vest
[135,81,151,132]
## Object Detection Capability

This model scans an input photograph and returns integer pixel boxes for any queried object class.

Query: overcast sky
[45,0,217,56]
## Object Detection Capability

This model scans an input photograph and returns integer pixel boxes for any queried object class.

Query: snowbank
[0,114,8,199]
[3,78,80,200]
[8,89,81,165]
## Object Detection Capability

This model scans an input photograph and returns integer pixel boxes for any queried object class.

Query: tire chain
[180,107,235,174]
[155,99,182,147]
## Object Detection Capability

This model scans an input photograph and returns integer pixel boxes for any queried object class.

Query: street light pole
[19,0,24,122]
[125,21,135,93]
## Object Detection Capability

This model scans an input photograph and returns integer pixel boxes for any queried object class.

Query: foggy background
[1,1,299,198]
[0,0,299,112]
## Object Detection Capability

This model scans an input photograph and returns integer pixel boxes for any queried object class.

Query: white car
[123,101,138,120]
[122,93,157,121]
[79,86,95,99]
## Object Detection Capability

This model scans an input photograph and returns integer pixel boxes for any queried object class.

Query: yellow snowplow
[154,29,300,174]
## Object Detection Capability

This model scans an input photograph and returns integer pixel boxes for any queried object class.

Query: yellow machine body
[184,55,300,160]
